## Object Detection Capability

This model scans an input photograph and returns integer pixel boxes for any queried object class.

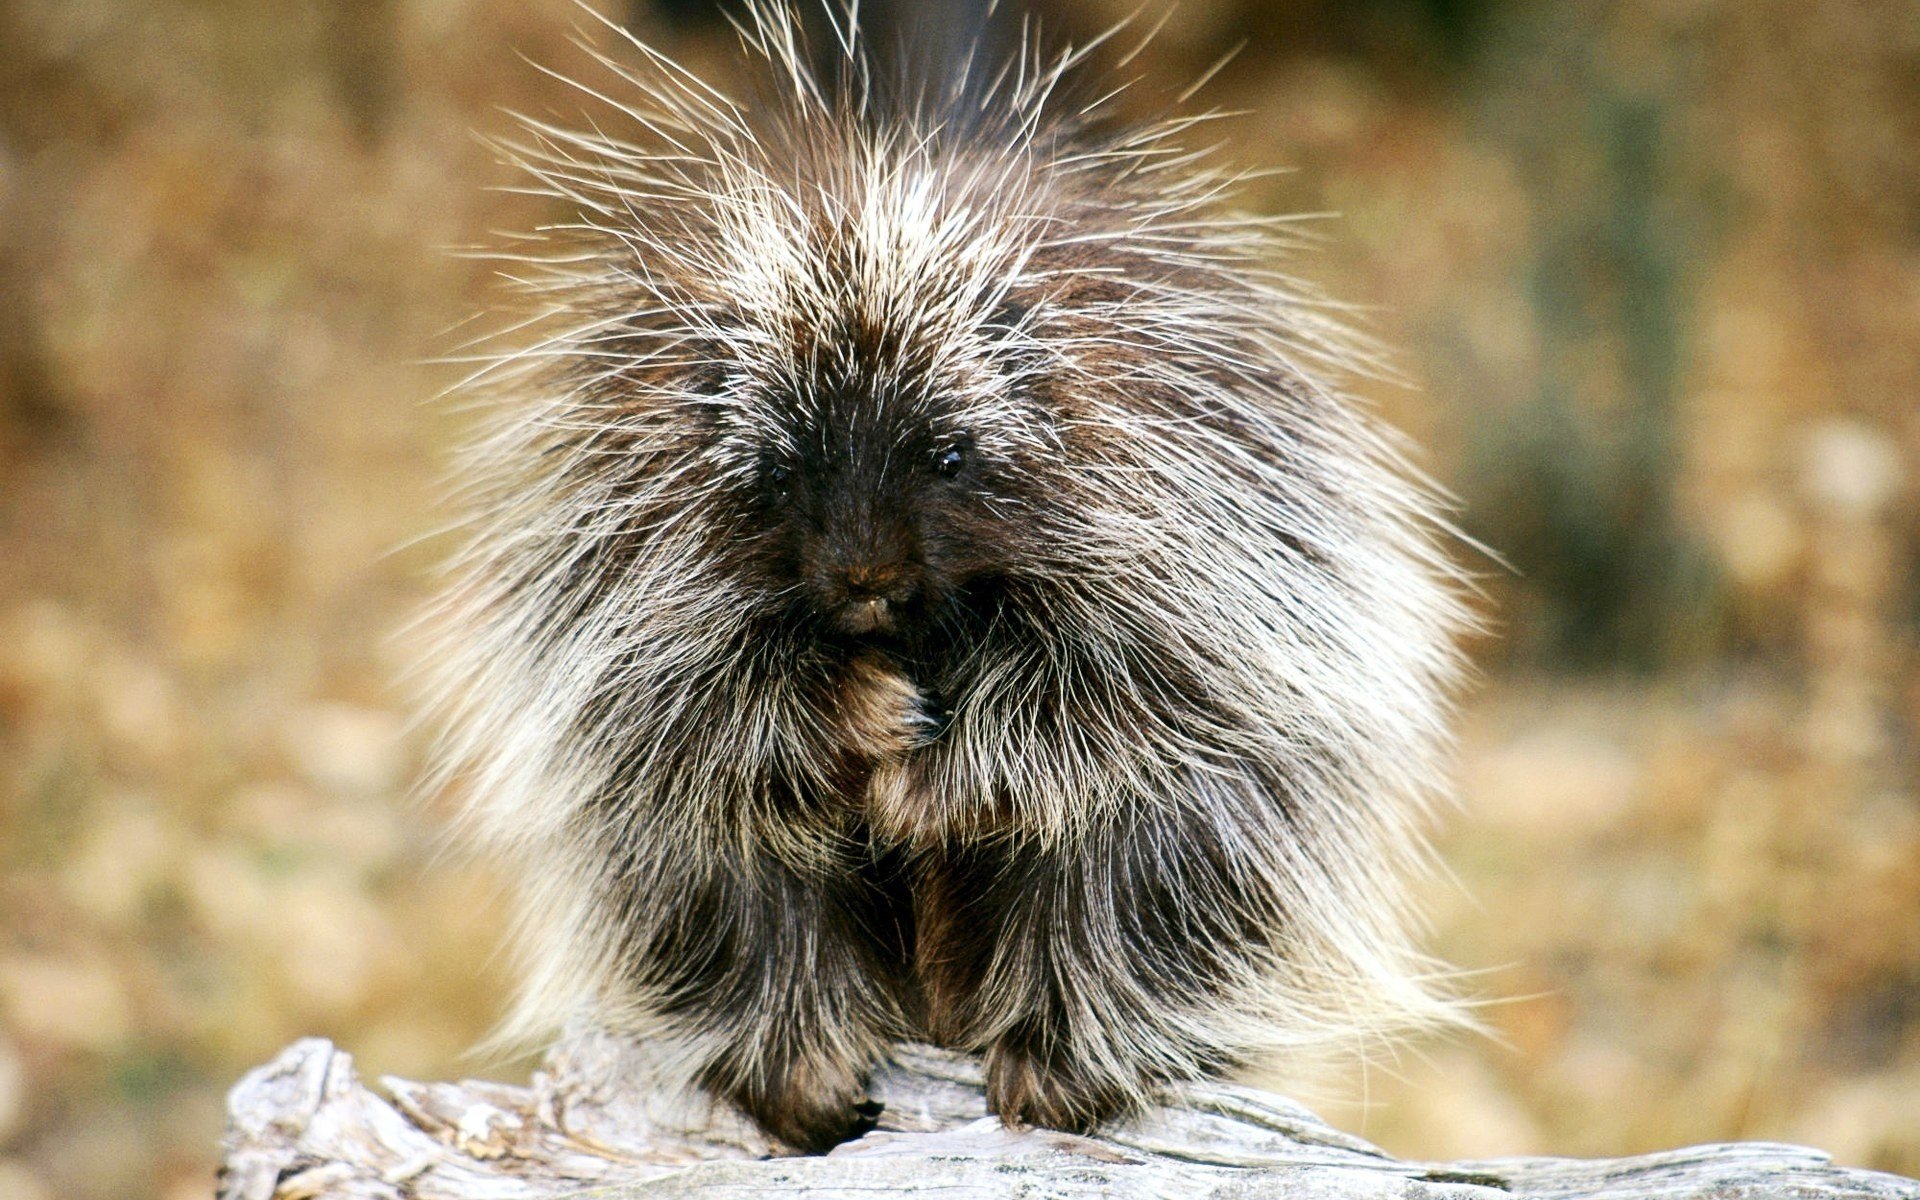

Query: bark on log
[217,1030,1920,1199]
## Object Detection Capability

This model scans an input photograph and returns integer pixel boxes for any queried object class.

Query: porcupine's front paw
[842,654,952,843]
[711,1055,884,1154]
[985,1019,1138,1135]
[838,653,942,758]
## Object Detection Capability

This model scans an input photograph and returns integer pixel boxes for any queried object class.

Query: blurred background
[0,0,1915,1196]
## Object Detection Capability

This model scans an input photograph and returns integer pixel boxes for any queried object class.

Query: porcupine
[424,1,1468,1154]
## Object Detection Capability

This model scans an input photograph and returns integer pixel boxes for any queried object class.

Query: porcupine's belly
[832,653,982,1044]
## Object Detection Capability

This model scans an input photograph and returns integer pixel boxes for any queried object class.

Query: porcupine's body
[428,4,1466,1153]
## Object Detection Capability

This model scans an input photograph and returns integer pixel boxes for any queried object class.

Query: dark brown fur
[435,4,1464,1155]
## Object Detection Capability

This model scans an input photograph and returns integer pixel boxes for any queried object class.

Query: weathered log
[217,1030,1920,1199]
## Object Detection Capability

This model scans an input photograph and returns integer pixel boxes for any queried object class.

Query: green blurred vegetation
[0,1,1914,1197]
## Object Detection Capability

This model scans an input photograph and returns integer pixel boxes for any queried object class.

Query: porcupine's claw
[759,1098,882,1154]
[906,689,950,745]
[722,1064,884,1154]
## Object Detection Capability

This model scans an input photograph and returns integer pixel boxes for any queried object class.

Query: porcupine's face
[660,152,1067,649]
[732,367,1014,644]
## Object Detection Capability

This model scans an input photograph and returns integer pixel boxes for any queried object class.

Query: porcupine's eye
[933,441,968,478]
[760,455,793,502]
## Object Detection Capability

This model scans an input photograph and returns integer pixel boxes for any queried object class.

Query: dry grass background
[0,1,1914,1197]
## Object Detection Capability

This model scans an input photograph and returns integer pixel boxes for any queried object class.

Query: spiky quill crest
[423,0,1469,1149]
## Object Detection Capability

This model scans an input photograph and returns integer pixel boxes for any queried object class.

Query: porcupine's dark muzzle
[805,505,924,639]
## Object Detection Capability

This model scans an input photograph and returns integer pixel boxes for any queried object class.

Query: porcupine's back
[420,2,1469,1073]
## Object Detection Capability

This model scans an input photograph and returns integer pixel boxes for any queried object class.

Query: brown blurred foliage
[0,1,1914,1197]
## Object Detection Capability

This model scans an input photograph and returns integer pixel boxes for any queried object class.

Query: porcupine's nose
[807,462,922,634]
[841,563,905,599]
[832,561,919,636]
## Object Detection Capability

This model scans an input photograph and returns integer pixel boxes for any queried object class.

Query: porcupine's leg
[917,791,1279,1133]
[601,654,931,1151]
[624,837,915,1152]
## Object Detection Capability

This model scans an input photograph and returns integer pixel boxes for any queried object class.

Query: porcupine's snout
[824,562,920,635]
[805,506,924,638]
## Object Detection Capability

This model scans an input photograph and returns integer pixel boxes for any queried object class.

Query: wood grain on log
[217,1031,1920,1199]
